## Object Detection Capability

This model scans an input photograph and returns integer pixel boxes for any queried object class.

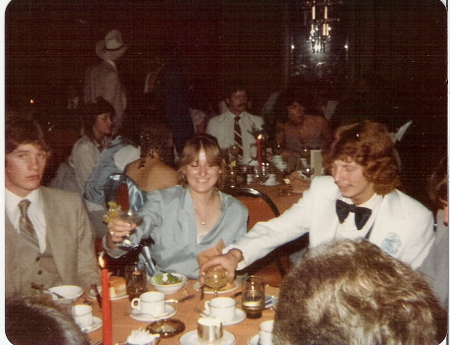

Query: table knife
[91,284,102,308]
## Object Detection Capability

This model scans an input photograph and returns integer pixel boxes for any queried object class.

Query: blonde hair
[274,239,446,345]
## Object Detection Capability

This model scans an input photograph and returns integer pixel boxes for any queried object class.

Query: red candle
[100,256,113,345]
[257,134,263,170]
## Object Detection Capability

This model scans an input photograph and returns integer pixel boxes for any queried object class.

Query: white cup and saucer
[72,304,102,333]
[248,320,274,345]
[130,291,176,322]
[179,316,237,345]
[202,297,246,326]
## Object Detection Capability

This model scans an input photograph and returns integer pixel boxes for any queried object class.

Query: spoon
[31,283,65,299]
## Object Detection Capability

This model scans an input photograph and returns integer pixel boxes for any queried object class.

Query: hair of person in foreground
[323,120,401,195]
[273,238,447,345]
[6,297,90,345]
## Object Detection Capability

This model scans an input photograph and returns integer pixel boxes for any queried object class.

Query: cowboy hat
[95,29,127,61]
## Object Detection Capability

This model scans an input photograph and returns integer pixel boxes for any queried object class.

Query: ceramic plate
[129,304,176,322]
[248,334,259,345]
[88,286,128,301]
[179,330,236,345]
[81,316,102,334]
[201,308,246,326]
[193,281,240,294]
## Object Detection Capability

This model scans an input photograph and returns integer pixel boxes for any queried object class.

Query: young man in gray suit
[5,118,100,297]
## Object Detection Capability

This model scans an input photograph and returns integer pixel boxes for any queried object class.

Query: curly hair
[177,133,224,188]
[323,120,400,195]
[273,239,446,345]
[137,121,174,168]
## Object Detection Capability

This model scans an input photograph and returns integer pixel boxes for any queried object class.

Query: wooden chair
[225,187,294,283]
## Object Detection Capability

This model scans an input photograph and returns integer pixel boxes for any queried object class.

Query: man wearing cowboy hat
[84,29,127,134]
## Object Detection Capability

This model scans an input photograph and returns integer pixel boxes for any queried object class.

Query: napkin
[197,239,225,266]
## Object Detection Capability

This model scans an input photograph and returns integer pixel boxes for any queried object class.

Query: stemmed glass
[254,164,271,184]
[229,144,240,163]
[301,166,315,180]
[204,266,228,297]
[116,210,144,251]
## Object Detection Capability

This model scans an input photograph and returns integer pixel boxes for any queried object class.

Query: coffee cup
[72,304,93,330]
[198,316,223,343]
[271,155,283,164]
[131,291,165,317]
[259,320,274,345]
[265,174,277,186]
[204,297,236,323]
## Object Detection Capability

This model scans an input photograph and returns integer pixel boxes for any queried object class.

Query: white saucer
[88,286,128,301]
[260,181,281,186]
[202,308,246,326]
[248,334,259,345]
[81,316,102,334]
[129,304,176,322]
[179,330,236,345]
[193,281,240,294]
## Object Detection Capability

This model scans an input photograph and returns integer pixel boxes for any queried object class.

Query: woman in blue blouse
[105,134,248,278]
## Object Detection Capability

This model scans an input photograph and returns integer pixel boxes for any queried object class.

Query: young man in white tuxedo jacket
[200,120,435,279]
[5,118,100,297]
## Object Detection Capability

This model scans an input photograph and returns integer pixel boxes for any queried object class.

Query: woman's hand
[199,249,243,283]
[106,217,137,248]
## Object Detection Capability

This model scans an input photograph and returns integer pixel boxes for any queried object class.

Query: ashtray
[146,318,185,338]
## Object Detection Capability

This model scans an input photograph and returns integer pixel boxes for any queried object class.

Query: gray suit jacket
[5,186,100,297]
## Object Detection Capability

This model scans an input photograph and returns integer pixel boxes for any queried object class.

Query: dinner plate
[88,286,128,301]
[130,304,176,322]
[81,316,102,334]
[193,281,240,294]
[179,330,236,345]
[248,334,259,345]
[201,308,246,326]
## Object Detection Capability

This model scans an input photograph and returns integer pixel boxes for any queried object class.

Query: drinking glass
[272,142,284,156]
[254,164,271,184]
[116,210,144,251]
[301,166,315,179]
[241,276,265,319]
[125,264,148,301]
[204,266,228,297]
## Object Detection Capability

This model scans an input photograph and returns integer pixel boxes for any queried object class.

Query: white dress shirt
[5,188,47,253]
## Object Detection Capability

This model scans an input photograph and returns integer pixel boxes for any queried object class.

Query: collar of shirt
[336,193,383,240]
[5,187,47,253]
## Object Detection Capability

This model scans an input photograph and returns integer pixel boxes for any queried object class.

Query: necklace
[194,207,207,228]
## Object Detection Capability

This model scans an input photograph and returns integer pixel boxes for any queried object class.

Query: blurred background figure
[273,239,447,345]
[84,29,127,135]
[418,156,448,313]
[6,297,90,345]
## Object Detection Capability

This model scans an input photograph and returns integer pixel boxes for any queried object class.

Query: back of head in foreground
[273,239,446,345]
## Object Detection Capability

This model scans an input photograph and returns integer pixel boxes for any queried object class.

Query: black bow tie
[336,200,372,230]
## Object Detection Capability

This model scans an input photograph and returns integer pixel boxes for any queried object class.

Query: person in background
[275,89,333,160]
[84,29,127,134]
[67,97,114,194]
[125,120,177,192]
[200,120,435,279]
[273,239,447,345]
[5,118,100,297]
[105,134,248,278]
[206,80,264,163]
[418,156,448,312]
[6,297,90,345]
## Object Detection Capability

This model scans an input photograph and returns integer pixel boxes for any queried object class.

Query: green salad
[153,273,182,285]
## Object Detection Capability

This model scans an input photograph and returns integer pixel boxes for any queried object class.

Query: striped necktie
[18,199,38,243]
[234,116,244,158]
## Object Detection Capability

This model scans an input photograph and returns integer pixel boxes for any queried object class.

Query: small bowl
[150,273,187,294]
[146,318,185,338]
[49,285,84,302]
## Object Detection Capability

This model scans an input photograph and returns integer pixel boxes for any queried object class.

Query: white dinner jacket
[228,176,435,269]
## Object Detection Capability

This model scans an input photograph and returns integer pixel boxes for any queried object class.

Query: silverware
[200,284,205,300]
[91,284,102,308]
[166,294,195,304]
[232,291,242,298]
[31,283,65,299]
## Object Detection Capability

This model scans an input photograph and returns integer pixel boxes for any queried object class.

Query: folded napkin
[197,239,225,266]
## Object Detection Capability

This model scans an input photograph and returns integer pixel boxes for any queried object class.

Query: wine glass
[116,210,144,251]
[254,164,271,184]
[204,266,228,297]
[229,144,240,163]
[301,166,315,180]
[272,142,284,156]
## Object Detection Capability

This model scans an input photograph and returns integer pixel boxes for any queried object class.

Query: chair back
[227,187,280,229]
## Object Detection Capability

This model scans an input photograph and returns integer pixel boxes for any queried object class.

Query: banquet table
[86,279,279,345]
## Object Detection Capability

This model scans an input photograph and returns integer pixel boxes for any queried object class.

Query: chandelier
[307,0,339,53]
